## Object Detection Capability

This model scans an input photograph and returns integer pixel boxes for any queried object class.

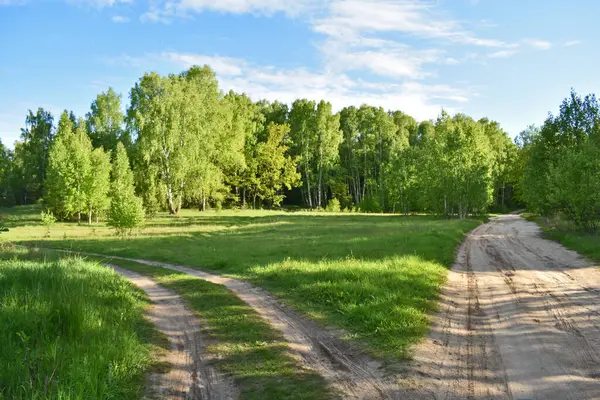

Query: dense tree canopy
[521,91,600,231]
[2,64,529,220]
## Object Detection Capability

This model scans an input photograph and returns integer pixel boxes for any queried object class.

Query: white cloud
[119,51,470,121]
[523,39,552,50]
[488,50,518,58]
[160,52,244,76]
[111,15,130,22]
[564,40,582,47]
[313,0,510,48]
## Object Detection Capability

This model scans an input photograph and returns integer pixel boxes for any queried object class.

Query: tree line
[518,90,600,232]
[0,65,521,223]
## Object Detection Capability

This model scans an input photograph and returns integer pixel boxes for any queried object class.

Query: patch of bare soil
[109,265,237,400]
[401,214,600,399]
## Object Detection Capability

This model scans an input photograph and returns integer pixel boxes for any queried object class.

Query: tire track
[109,265,236,400]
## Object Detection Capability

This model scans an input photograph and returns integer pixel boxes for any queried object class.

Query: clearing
[5,208,600,399]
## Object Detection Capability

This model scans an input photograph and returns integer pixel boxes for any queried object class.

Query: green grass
[89,256,336,400]
[5,205,484,359]
[522,213,600,262]
[0,245,168,400]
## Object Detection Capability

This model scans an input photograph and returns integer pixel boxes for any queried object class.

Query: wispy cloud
[114,50,471,121]
[488,50,518,58]
[313,0,510,48]
[564,40,582,47]
[111,15,130,23]
[523,39,552,50]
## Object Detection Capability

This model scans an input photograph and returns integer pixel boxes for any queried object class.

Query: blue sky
[1,0,597,147]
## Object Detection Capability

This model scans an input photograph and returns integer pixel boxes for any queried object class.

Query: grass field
[522,213,600,262]
[0,245,167,400]
[2,205,484,359]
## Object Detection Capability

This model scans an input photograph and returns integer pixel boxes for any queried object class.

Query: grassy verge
[7,206,483,359]
[0,245,168,400]
[86,255,336,400]
[522,213,600,262]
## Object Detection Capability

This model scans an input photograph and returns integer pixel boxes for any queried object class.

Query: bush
[358,196,382,213]
[40,209,56,237]
[108,195,145,236]
[325,198,341,213]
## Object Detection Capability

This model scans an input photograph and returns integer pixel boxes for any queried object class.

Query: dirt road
[404,213,600,399]
[109,265,236,400]
[39,214,600,399]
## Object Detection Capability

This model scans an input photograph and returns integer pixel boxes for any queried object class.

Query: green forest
[1,64,598,231]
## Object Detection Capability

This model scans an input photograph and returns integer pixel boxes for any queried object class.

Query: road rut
[110,265,236,400]
[402,214,600,399]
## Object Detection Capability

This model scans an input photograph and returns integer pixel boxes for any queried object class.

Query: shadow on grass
[14,213,483,359]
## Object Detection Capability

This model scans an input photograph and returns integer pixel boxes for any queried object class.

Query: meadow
[2,205,484,360]
[0,245,167,400]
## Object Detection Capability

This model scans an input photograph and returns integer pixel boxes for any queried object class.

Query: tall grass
[0,251,161,399]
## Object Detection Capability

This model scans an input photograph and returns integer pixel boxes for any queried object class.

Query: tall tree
[83,148,111,223]
[18,108,54,203]
[86,87,126,152]
[246,123,300,207]
[289,99,316,207]
[0,140,13,205]
[314,100,342,208]
[108,142,145,234]
[45,113,92,220]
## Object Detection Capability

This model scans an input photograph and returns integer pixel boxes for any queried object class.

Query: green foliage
[108,143,145,235]
[40,209,56,237]
[84,148,111,224]
[521,90,600,230]
[0,250,160,399]
[13,109,54,204]
[358,196,381,213]
[45,113,93,221]
[325,197,341,212]
[10,64,520,216]
[245,123,301,208]
[86,87,126,152]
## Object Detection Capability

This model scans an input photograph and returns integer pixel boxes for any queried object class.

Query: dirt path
[40,213,600,399]
[402,213,600,399]
[109,265,237,400]
[107,257,403,399]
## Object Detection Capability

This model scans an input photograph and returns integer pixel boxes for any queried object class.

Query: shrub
[108,195,145,236]
[40,209,56,237]
[326,198,341,213]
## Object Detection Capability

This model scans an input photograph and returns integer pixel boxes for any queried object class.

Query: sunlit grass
[0,246,166,400]
[5,205,484,360]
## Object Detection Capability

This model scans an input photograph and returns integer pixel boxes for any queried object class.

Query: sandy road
[109,265,236,400]
[403,214,600,399]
